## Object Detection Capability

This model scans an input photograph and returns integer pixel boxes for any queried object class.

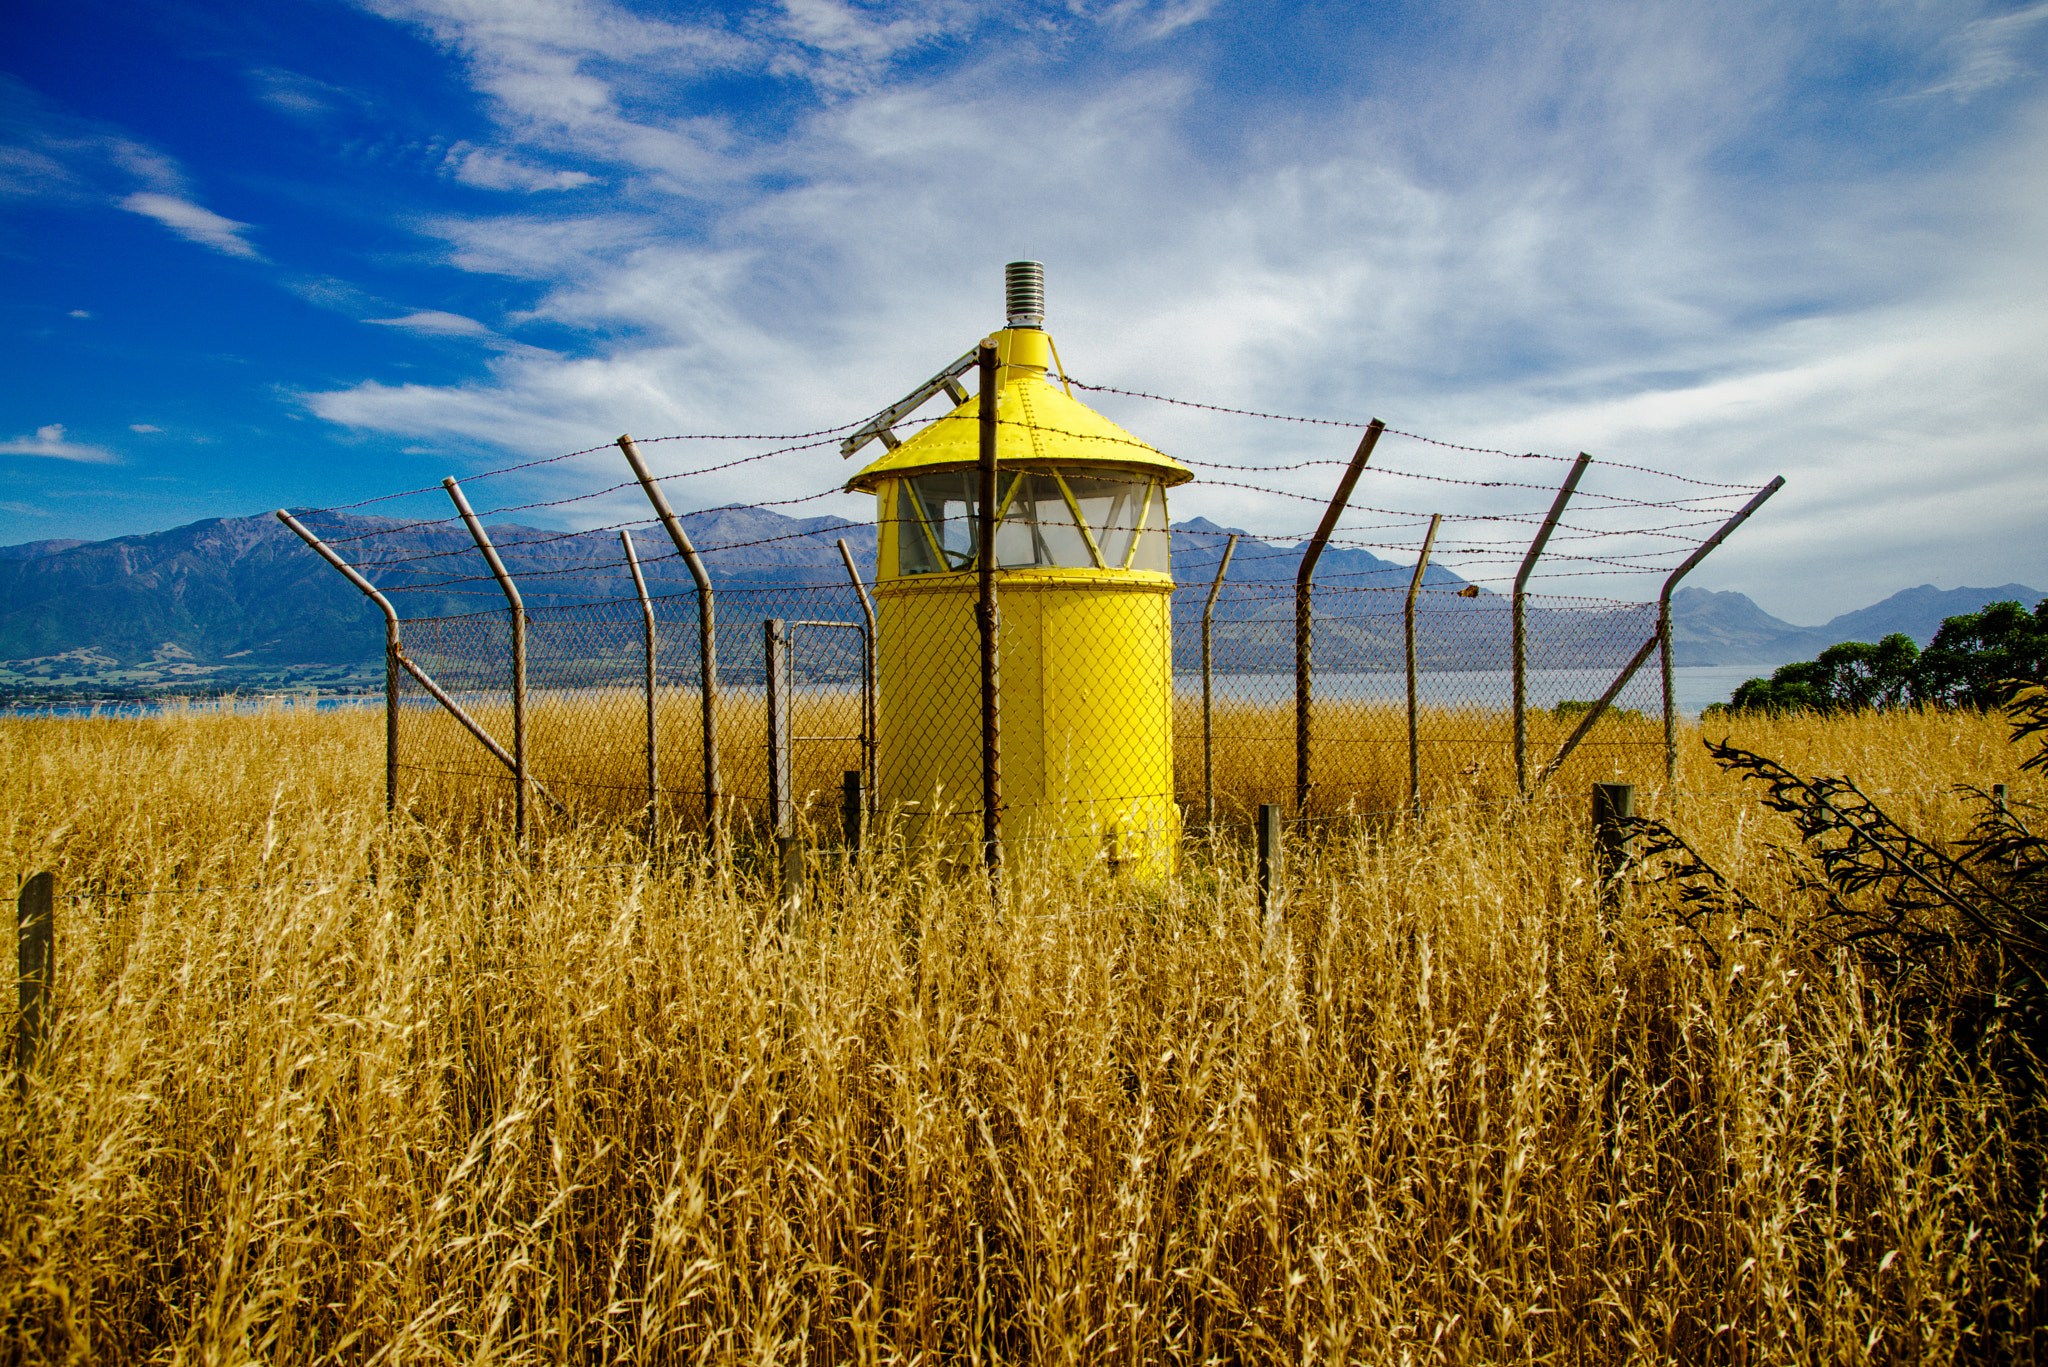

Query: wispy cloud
[2,75,270,263]
[366,309,498,337]
[0,424,120,464]
[119,192,264,259]
[290,0,2048,616]
[445,144,598,190]
[1920,1,2048,99]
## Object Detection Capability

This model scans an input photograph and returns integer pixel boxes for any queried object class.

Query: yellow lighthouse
[845,263,1193,874]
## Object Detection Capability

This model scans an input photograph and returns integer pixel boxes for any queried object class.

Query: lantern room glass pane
[1065,476,1163,571]
[898,473,978,574]
[1130,485,1168,572]
[896,469,1170,575]
[992,473,1093,569]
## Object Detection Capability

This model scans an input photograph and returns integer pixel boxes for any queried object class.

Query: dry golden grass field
[2,702,2044,1363]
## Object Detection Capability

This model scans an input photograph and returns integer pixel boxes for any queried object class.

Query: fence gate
[763,618,873,836]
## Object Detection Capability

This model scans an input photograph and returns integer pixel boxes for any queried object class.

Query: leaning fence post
[1296,421,1384,815]
[1534,477,1786,793]
[1202,534,1238,832]
[1658,477,1785,787]
[1593,783,1634,911]
[1406,515,1442,817]
[274,510,400,814]
[16,871,53,1081]
[621,530,659,840]
[1515,454,1591,794]
[445,477,529,841]
[619,434,721,838]
[276,510,568,819]
[1256,804,1282,921]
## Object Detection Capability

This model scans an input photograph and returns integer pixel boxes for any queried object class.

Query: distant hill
[0,508,879,692]
[0,507,2035,688]
[0,538,88,561]
[1669,583,2045,667]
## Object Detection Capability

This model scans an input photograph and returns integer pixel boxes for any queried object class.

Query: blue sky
[3,0,2045,621]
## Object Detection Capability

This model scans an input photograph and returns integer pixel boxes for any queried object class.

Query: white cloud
[446,144,599,190]
[366,309,498,337]
[1919,1,2048,99]
[119,192,264,259]
[128,423,161,433]
[68,309,90,318]
[300,0,2048,619]
[246,66,363,122]
[0,424,120,464]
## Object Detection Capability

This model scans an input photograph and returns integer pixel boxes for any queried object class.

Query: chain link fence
[282,401,1777,852]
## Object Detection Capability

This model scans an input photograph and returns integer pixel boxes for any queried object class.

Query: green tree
[1913,599,2048,709]
[1718,599,2047,715]
[1723,633,1920,715]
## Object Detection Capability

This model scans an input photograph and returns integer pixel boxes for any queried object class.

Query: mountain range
[1667,583,2045,667]
[0,505,2036,693]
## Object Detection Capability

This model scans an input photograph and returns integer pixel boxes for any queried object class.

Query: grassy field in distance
[1,702,2041,1362]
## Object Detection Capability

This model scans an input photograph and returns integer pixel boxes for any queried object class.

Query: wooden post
[1593,783,1634,909]
[1993,782,2010,816]
[16,871,53,1079]
[1256,804,1282,920]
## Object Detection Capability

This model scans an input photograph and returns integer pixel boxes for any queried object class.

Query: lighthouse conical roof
[845,355,1192,493]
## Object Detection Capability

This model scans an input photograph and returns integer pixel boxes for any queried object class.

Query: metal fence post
[274,511,400,814]
[1296,420,1384,815]
[1658,477,1785,788]
[275,510,568,818]
[1515,454,1591,794]
[618,434,721,836]
[977,339,1003,887]
[843,770,863,860]
[1406,515,1442,816]
[1202,533,1239,831]
[1257,804,1282,920]
[1593,783,1634,910]
[1660,597,1677,794]
[621,529,658,840]
[16,871,52,1082]
[444,477,530,840]
[837,538,878,809]
[1534,477,1786,792]
[778,834,804,923]
[765,618,790,837]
